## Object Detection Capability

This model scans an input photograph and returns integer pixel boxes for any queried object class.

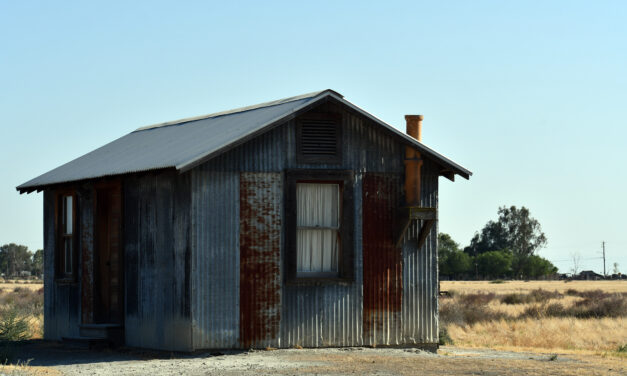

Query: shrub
[570,294,627,318]
[440,298,510,326]
[528,289,562,302]
[565,288,579,296]
[0,309,31,342]
[575,289,611,300]
[501,293,528,305]
[522,303,565,318]
[490,279,505,284]
[459,293,497,306]
[501,289,561,305]
[439,327,454,345]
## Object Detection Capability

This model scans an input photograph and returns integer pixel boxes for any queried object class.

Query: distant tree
[438,233,460,259]
[445,251,472,279]
[519,254,558,278]
[0,244,33,278]
[570,252,581,276]
[438,233,459,275]
[613,262,620,275]
[476,250,513,279]
[465,206,547,275]
[464,220,509,257]
[438,233,472,279]
[31,249,44,277]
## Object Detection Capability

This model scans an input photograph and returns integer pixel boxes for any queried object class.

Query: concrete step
[61,336,112,350]
[78,323,124,346]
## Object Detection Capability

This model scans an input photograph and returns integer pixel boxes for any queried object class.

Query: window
[296,113,342,164]
[297,183,340,276]
[285,170,354,282]
[57,192,76,280]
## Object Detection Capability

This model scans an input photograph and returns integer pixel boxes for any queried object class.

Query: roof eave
[324,92,472,180]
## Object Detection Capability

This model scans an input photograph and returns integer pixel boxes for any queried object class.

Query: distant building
[576,270,604,280]
[17,90,471,351]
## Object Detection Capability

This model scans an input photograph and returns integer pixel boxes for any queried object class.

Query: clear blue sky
[1,1,625,274]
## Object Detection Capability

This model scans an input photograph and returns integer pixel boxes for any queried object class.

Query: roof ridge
[134,89,338,132]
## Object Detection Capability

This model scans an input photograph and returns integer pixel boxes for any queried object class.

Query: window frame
[55,190,78,282]
[285,170,354,284]
[296,112,342,165]
[295,181,342,278]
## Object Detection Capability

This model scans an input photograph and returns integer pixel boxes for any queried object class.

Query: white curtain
[297,183,340,273]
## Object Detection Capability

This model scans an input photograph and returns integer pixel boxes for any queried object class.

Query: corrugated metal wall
[123,171,192,351]
[191,170,240,349]
[189,100,439,349]
[79,187,94,325]
[402,160,439,344]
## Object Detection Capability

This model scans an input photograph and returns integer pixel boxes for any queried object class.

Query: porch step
[62,336,112,350]
[78,323,124,346]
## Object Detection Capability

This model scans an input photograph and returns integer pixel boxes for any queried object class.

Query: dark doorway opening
[94,182,124,325]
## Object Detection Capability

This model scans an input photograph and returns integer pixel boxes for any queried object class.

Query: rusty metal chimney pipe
[404,115,423,206]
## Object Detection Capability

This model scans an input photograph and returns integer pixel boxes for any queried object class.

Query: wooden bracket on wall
[396,207,437,249]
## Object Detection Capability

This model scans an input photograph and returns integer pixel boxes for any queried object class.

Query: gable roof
[17,89,471,193]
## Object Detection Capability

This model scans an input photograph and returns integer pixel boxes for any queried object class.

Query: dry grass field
[439,280,627,356]
[0,281,44,340]
[0,281,43,291]
[442,280,627,294]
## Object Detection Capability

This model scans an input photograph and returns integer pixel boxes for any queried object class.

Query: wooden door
[94,182,123,324]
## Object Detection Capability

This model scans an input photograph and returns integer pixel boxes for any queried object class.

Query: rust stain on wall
[239,173,281,348]
[362,173,402,343]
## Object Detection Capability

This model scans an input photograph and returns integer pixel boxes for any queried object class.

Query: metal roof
[17,89,471,193]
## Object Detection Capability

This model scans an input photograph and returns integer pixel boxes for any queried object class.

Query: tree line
[439,206,558,280]
[0,243,43,278]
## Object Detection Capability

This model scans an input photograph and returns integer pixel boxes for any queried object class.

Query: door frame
[92,179,124,325]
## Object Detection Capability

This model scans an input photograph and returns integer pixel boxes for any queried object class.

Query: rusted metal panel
[362,173,403,346]
[94,181,123,324]
[190,170,240,349]
[239,172,282,348]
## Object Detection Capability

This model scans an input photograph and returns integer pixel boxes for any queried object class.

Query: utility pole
[602,241,606,277]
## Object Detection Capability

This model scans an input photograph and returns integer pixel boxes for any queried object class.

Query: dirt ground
[6,341,625,376]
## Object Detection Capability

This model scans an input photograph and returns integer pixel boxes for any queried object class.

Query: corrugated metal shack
[17,90,471,351]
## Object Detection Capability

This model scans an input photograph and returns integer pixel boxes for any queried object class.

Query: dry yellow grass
[441,280,627,294]
[0,282,43,291]
[440,280,627,355]
[448,317,627,352]
[484,295,581,316]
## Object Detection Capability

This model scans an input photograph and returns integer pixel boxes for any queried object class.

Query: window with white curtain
[296,183,340,276]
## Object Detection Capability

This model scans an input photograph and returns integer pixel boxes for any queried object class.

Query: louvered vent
[297,117,341,163]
